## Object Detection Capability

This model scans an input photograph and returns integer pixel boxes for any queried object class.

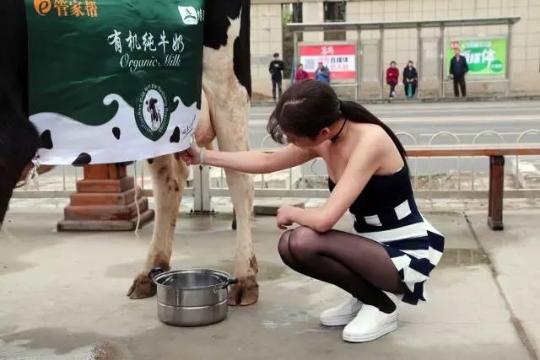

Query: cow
[0,0,258,306]
[146,98,162,130]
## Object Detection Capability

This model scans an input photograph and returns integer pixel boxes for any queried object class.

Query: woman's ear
[318,127,331,140]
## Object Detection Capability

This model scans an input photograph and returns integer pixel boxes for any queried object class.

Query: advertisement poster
[445,38,507,77]
[299,43,357,81]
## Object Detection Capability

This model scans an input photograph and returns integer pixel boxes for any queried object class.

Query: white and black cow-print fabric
[32,97,199,165]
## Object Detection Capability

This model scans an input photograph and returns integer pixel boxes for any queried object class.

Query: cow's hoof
[127,273,156,299]
[228,275,259,306]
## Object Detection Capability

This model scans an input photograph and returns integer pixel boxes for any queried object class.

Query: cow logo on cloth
[136,84,170,141]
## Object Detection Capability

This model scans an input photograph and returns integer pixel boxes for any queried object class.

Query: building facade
[250,0,540,99]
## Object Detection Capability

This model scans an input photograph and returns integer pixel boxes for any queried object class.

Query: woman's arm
[277,129,386,232]
[181,144,317,174]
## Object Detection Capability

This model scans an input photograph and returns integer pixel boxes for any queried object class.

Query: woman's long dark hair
[267,79,408,165]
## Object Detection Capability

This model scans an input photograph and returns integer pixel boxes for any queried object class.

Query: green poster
[445,38,507,77]
[26,0,204,165]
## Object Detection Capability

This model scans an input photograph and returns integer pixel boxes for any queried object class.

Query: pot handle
[213,277,238,293]
[148,267,166,282]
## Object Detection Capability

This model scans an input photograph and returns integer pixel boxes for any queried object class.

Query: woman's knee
[277,230,293,258]
[287,226,319,261]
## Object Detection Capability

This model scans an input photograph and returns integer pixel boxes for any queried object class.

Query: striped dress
[328,166,445,305]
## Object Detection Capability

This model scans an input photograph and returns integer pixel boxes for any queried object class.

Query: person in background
[269,52,285,101]
[403,61,418,99]
[385,61,399,98]
[449,48,469,97]
[315,61,331,84]
[295,63,309,82]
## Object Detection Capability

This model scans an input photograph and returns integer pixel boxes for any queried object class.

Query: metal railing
[13,130,540,212]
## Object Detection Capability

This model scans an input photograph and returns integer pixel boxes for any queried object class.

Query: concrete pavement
[1,205,539,360]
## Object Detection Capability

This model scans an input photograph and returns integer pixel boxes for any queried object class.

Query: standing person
[180,80,445,343]
[295,63,309,82]
[269,52,285,101]
[385,61,399,98]
[449,48,469,97]
[402,61,418,99]
[315,61,330,84]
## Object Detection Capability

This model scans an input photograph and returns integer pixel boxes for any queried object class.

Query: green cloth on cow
[25,0,205,165]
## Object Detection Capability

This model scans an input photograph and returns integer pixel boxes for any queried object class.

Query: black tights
[278,226,406,313]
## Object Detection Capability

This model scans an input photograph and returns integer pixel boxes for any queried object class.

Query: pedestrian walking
[449,48,469,97]
[269,52,285,101]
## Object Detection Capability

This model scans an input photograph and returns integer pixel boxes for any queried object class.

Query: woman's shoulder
[351,122,387,143]
[342,125,390,165]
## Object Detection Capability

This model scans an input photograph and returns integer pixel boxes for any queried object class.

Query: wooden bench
[406,144,540,231]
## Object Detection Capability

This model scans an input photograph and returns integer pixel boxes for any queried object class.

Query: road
[249,100,540,147]
[248,100,540,175]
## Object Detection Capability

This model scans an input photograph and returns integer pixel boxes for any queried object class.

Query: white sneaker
[342,304,398,343]
[320,296,362,327]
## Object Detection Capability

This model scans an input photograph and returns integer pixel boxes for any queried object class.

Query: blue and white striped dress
[328,166,445,305]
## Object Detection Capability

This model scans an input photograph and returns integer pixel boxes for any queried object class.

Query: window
[289,2,303,23]
[323,1,346,41]
[324,1,346,22]
[281,3,303,78]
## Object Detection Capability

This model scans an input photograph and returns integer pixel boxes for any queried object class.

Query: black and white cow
[0,0,258,305]
[0,0,40,226]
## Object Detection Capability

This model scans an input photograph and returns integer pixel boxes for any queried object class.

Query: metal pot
[150,268,237,327]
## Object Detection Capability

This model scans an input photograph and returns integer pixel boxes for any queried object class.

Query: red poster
[299,44,357,81]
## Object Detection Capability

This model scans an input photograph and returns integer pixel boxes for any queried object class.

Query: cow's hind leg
[223,169,258,305]
[127,155,187,299]
[210,96,258,306]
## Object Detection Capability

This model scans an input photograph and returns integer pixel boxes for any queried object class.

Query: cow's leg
[127,89,212,299]
[209,90,258,305]
[223,168,258,305]
[127,155,187,299]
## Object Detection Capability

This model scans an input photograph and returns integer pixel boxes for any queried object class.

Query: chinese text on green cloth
[26,0,205,165]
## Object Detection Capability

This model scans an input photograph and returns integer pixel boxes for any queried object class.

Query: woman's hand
[276,205,298,229]
[178,145,201,165]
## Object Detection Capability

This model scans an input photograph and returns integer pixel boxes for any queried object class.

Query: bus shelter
[288,16,520,100]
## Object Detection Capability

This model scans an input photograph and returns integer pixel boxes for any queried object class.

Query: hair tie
[338,100,345,112]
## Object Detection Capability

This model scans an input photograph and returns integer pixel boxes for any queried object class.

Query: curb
[251,95,540,107]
